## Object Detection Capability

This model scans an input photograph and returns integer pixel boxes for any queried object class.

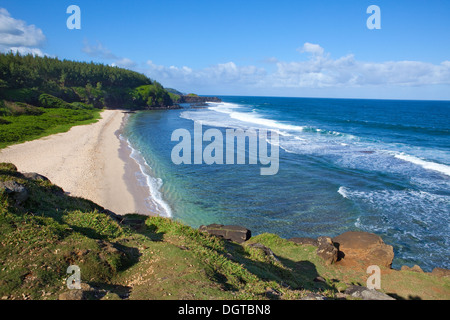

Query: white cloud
[268,47,450,88]
[144,60,266,92]
[262,57,279,64]
[82,40,118,60]
[299,42,325,56]
[0,8,46,55]
[83,40,136,69]
[6,47,46,57]
[141,43,450,94]
[111,57,136,68]
[141,43,450,98]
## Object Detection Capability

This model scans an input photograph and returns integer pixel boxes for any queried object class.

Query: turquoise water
[124,96,450,271]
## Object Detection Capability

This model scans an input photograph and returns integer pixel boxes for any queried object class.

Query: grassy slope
[0,163,449,300]
[0,102,101,149]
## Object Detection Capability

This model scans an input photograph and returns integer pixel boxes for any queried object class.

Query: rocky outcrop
[58,283,95,300]
[147,104,182,110]
[401,265,424,273]
[316,236,338,265]
[0,181,29,204]
[333,231,394,268]
[345,285,395,300]
[22,172,50,182]
[179,95,222,104]
[199,224,251,243]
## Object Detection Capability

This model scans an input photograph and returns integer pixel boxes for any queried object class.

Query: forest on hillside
[0,52,174,110]
[0,52,177,148]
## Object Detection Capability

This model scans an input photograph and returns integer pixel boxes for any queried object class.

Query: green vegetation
[168,92,181,103]
[0,52,178,148]
[0,100,101,149]
[0,52,175,109]
[165,88,183,103]
[165,88,184,96]
[1,162,448,300]
[129,84,172,109]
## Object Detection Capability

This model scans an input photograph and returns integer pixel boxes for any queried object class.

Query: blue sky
[1,0,450,99]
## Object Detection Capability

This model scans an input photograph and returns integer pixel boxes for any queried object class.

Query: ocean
[123,96,450,271]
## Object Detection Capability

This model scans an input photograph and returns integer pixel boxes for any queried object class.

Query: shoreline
[120,113,172,217]
[118,113,161,216]
[0,109,154,216]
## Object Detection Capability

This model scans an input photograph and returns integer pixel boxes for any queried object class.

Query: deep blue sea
[123,96,450,271]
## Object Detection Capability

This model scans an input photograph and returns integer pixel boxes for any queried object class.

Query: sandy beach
[0,109,151,216]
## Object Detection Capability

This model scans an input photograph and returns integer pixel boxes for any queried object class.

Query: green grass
[1,162,449,300]
[0,103,101,149]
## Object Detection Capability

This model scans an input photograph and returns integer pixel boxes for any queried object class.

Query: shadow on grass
[225,241,335,295]
[387,293,422,300]
[3,167,335,299]
[141,219,336,297]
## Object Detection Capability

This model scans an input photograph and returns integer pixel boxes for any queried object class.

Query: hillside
[1,162,448,300]
[0,53,178,148]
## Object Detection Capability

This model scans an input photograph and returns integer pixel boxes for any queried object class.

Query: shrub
[1,88,39,103]
[38,94,71,109]
[2,101,44,116]
[0,118,11,125]
[0,163,18,172]
[70,102,94,110]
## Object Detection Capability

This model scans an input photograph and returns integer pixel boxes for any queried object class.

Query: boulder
[58,290,85,300]
[58,283,95,300]
[0,181,29,204]
[288,237,319,246]
[345,285,395,300]
[333,231,394,268]
[22,172,50,182]
[199,224,251,243]
[316,236,338,265]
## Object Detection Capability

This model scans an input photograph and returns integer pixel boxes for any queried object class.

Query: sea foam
[124,137,173,217]
[394,152,450,177]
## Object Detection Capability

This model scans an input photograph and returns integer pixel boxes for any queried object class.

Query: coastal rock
[199,224,251,243]
[345,285,395,300]
[58,283,95,300]
[179,95,222,104]
[288,237,319,246]
[431,268,450,278]
[0,181,29,204]
[22,172,50,182]
[333,231,394,268]
[316,236,338,265]
[401,265,424,273]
